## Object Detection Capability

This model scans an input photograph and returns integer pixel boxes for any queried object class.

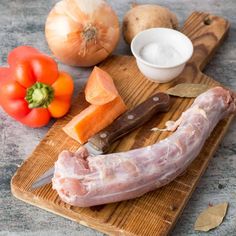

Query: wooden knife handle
[88,92,170,153]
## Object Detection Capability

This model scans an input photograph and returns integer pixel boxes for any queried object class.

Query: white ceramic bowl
[131,28,193,83]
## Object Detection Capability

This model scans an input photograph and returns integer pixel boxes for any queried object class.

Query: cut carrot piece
[85,66,119,105]
[63,96,127,144]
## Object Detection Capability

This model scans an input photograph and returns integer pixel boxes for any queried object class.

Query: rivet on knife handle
[88,92,170,153]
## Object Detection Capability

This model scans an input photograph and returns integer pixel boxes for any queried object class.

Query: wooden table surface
[0,1,235,235]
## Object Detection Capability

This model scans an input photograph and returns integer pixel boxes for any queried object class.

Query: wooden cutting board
[11,12,233,236]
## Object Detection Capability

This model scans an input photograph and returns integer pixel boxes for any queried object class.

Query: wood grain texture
[88,92,170,153]
[10,12,233,236]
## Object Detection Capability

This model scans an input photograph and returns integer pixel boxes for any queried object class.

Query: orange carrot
[63,96,127,144]
[85,66,118,105]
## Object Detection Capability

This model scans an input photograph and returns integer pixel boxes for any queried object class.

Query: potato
[122,4,179,45]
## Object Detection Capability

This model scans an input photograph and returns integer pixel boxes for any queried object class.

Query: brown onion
[45,0,120,67]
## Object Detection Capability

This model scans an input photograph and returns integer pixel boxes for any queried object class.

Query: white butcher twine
[140,42,183,67]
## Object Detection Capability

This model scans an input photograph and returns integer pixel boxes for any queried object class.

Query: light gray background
[0,0,236,235]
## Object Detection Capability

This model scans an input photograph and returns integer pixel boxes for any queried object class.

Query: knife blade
[31,92,170,190]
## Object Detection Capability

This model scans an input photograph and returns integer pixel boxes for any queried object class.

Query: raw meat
[53,87,236,207]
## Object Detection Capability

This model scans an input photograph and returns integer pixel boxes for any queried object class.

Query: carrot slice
[85,66,119,105]
[63,96,127,144]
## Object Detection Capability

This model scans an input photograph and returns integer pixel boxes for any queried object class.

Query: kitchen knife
[31,92,170,190]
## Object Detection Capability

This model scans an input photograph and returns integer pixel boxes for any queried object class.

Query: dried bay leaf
[194,202,228,232]
[166,83,212,98]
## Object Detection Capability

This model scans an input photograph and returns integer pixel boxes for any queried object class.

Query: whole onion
[45,0,120,67]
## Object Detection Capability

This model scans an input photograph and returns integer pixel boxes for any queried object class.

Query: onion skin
[123,4,178,45]
[45,0,120,67]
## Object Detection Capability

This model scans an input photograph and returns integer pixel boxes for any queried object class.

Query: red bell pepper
[0,46,74,127]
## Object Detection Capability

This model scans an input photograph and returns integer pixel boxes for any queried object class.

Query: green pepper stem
[25,82,54,109]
